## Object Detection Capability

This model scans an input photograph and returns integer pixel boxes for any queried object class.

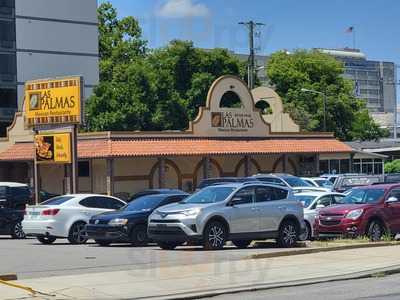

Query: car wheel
[11,222,26,239]
[232,240,252,249]
[157,242,180,250]
[203,221,227,250]
[299,221,312,241]
[277,220,298,248]
[95,240,111,247]
[368,221,385,242]
[37,236,57,244]
[130,225,148,247]
[67,222,88,244]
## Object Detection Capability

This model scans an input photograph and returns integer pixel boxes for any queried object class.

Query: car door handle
[278,206,286,210]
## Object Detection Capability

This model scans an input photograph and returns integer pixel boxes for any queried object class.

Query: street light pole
[301,88,327,132]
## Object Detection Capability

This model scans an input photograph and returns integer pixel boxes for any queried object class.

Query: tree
[266,50,388,141]
[86,6,246,133]
[385,160,400,174]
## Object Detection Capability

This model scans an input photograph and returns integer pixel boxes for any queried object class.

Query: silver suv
[148,183,306,250]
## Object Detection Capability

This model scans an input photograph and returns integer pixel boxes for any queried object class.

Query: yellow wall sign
[35,133,72,164]
[24,77,82,127]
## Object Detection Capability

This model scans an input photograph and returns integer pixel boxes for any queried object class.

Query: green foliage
[266,50,388,141]
[85,3,245,132]
[384,160,400,174]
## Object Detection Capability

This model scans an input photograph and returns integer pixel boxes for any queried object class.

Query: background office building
[0,0,99,134]
[318,48,397,114]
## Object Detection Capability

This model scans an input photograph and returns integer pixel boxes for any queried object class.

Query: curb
[144,264,400,300]
[0,274,17,281]
[248,242,396,260]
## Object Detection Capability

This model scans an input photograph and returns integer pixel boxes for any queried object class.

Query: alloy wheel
[283,224,297,245]
[13,223,25,239]
[370,222,382,241]
[208,225,225,248]
[71,223,88,244]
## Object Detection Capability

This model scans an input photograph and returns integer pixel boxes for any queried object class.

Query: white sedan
[22,194,126,244]
[295,191,345,240]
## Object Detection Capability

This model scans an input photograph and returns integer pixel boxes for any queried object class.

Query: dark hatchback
[85,193,189,246]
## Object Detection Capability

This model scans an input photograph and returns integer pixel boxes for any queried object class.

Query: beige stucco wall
[39,164,64,195]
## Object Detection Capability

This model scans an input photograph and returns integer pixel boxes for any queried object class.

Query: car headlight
[109,218,128,226]
[345,209,364,220]
[182,208,201,216]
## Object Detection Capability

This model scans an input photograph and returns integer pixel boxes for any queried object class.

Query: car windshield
[315,179,333,187]
[338,189,385,205]
[123,195,167,212]
[283,177,312,187]
[294,195,317,208]
[181,186,235,204]
[41,196,74,205]
[341,177,381,187]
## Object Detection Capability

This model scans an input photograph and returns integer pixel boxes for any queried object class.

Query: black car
[85,193,189,246]
[0,183,30,239]
[128,189,186,202]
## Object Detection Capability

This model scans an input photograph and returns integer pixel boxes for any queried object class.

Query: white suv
[148,183,306,250]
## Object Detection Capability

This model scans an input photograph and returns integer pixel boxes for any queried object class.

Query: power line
[239,21,265,89]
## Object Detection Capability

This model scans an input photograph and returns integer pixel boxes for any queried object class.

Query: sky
[105,0,400,67]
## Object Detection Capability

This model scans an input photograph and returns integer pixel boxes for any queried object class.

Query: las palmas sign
[24,76,82,127]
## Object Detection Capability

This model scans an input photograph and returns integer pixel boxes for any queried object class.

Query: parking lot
[0,237,293,280]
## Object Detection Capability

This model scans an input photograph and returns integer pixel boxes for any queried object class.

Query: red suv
[315,184,400,241]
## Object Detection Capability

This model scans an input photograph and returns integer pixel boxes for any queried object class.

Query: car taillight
[41,209,60,216]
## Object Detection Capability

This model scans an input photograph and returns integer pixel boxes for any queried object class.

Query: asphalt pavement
[206,273,400,300]
[0,237,294,279]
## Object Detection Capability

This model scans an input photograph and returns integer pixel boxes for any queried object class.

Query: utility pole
[239,21,265,90]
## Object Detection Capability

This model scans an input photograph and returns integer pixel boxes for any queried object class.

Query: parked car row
[1,171,400,250]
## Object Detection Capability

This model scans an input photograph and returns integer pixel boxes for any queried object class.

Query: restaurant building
[0,76,384,199]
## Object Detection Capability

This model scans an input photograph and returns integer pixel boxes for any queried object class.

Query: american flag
[346,26,354,33]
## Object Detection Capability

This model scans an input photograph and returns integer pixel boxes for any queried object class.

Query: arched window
[255,100,273,115]
[220,91,243,108]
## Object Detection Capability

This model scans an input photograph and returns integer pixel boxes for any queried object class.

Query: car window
[233,187,255,205]
[42,196,75,205]
[294,195,317,208]
[12,187,30,199]
[181,186,235,204]
[0,186,7,198]
[100,197,125,210]
[333,194,344,203]
[339,189,385,204]
[388,189,400,200]
[282,177,312,187]
[255,187,273,202]
[313,195,332,209]
[79,197,102,208]
[123,195,167,211]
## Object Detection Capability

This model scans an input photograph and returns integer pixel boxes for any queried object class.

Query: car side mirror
[316,204,326,209]
[386,197,398,204]
[230,197,244,206]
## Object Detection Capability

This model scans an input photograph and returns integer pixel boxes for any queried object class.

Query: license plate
[156,224,167,228]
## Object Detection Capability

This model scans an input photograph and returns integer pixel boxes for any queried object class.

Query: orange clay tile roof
[0,138,353,162]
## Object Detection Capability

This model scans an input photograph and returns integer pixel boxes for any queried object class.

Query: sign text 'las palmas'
[24,77,82,127]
